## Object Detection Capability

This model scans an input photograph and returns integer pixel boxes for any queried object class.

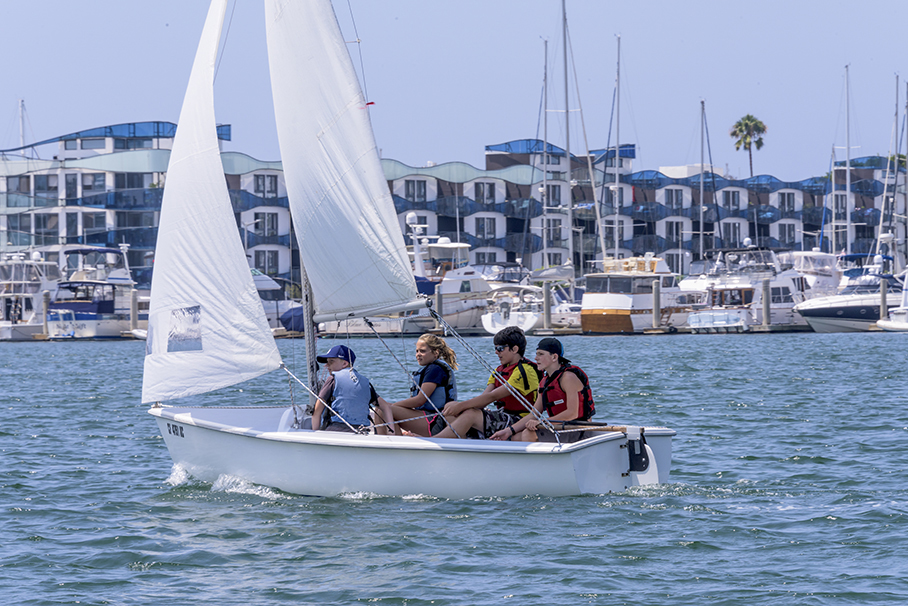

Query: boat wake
[210,474,286,500]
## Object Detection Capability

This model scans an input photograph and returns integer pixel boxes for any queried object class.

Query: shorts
[481,409,522,439]
[428,412,448,436]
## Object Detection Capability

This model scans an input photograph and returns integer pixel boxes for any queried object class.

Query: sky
[4,0,908,183]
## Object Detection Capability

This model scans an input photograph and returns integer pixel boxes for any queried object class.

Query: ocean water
[2,333,907,605]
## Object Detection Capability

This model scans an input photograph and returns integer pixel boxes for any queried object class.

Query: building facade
[3,126,905,285]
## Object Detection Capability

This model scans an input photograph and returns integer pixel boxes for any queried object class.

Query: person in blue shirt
[312,344,398,434]
[386,334,458,436]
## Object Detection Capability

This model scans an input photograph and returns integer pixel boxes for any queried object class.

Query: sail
[142,0,282,404]
[265,0,422,322]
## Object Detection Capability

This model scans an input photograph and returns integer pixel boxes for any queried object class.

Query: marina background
[3,333,906,604]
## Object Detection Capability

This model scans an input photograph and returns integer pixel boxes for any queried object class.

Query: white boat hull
[47,314,144,339]
[0,321,44,341]
[794,292,897,333]
[149,405,673,498]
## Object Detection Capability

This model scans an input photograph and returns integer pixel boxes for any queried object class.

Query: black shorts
[481,409,523,439]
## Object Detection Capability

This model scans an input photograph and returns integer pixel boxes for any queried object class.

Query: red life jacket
[538,364,595,420]
[493,358,540,414]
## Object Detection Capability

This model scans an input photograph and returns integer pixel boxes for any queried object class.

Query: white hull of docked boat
[150,405,674,498]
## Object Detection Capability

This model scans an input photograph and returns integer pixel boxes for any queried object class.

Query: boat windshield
[0,262,61,283]
[586,276,661,294]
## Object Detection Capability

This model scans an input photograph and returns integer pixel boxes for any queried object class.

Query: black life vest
[409,359,457,412]
[538,364,595,421]
[493,358,541,414]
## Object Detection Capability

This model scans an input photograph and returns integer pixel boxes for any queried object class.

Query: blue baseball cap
[316,344,356,365]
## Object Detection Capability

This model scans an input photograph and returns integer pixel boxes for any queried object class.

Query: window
[115,173,151,189]
[5,176,31,207]
[546,184,561,205]
[834,194,847,218]
[254,212,278,237]
[404,179,427,203]
[666,220,683,246]
[83,212,107,233]
[82,173,105,191]
[474,182,495,204]
[254,250,280,275]
[605,222,625,248]
[65,174,78,199]
[547,252,563,266]
[66,212,79,238]
[81,138,106,150]
[779,192,795,214]
[34,213,59,245]
[607,186,624,206]
[34,175,58,204]
[722,222,741,247]
[116,211,155,228]
[114,138,153,149]
[253,174,278,198]
[64,140,77,150]
[771,286,794,304]
[666,252,682,274]
[665,188,683,210]
[723,190,740,211]
[7,214,31,245]
[475,252,497,264]
[779,223,795,245]
[475,217,496,240]
[543,153,560,165]
[545,218,562,245]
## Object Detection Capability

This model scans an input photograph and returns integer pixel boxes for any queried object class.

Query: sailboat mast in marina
[144,0,674,499]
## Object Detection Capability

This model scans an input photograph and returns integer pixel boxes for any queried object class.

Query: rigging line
[213,0,238,84]
[428,309,559,439]
[363,318,463,439]
[281,364,366,434]
[345,0,369,102]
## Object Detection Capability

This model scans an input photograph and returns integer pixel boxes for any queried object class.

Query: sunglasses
[494,345,508,353]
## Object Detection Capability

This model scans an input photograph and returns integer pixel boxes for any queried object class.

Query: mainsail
[142,0,282,404]
[265,0,422,322]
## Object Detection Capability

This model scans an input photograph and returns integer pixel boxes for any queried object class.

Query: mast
[700,100,705,260]
[18,99,25,151]
[845,65,852,254]
[542,38,549,267]
[562,0,574,277]
[613,35,621,260]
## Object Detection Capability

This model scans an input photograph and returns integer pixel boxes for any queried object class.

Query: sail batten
[265,0,420,319]
[141,0,281,404]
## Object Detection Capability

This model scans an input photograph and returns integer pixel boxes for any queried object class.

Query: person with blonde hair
[384,334,459,436]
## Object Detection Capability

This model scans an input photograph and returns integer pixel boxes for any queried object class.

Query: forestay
[142,0,282,404]
[265,0,422,322]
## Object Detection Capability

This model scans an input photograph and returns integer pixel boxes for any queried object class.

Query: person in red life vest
[491,337,595,443]
[434,326,540,439]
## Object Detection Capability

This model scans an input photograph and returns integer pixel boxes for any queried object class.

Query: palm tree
[730,114,767,177]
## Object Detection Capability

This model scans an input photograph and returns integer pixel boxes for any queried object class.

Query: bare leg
[433,408,483,439]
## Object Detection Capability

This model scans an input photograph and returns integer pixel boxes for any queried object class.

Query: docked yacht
[793,254,903,333]
[45,245,146,339]
[0,250,62,341]
[581,254,701,334]
[684,245,839,333]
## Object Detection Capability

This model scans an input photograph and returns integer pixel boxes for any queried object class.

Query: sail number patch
[166,423,185,438]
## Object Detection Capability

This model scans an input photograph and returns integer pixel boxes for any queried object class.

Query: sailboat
[145,0,674,498]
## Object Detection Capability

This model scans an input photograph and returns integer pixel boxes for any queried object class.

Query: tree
[730,114,767,177]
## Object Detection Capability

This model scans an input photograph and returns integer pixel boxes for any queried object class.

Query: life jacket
[493,358,541,415]
[409,359,458,413]
[538,364,595,421]
[329,367,372,426]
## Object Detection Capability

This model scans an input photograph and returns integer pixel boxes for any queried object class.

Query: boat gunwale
[149,404,675,454]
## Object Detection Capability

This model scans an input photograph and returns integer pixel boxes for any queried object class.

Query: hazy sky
[4,1,908,182]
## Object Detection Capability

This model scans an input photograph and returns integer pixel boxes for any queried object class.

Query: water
[3,333,907,605]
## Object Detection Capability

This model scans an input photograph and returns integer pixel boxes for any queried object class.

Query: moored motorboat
[0,250,61,341]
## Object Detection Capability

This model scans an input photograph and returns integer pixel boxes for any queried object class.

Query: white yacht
[0,250,62,341]
[684,245,839,333]
[45,245,146,339]
[793,254,903,333]
[581,254,701,334]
